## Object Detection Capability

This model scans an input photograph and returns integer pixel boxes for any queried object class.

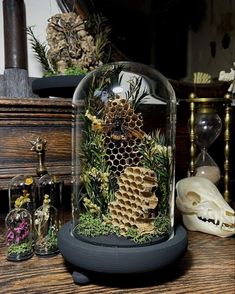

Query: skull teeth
[198,216,220,226]
[222,223,235,230]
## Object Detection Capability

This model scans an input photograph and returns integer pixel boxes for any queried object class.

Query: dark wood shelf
[0,97,72,189]
[0,219,234,293]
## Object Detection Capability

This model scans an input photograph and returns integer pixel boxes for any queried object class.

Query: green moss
[125,214,171,243]
[154,213,171,235]
[43,67,87,77]
[125,228,154,244]
[8,241,32,256]
[63,67,87,76]
[75,212,171,244]
[45,232,58,250]
[75,213,119,237]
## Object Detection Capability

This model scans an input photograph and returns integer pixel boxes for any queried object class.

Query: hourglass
[194,102,222,184]
[188,93,232,202]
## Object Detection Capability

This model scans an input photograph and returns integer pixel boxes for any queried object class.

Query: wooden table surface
[0,218,234,294]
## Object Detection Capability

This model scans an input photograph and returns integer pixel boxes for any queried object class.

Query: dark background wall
[87,0,206,79]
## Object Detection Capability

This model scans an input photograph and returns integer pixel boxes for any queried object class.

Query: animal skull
[176,176,235,238]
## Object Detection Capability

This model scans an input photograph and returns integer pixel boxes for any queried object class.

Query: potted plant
[28,12,111,97]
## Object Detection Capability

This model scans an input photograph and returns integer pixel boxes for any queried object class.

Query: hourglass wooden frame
[188,92,232,203]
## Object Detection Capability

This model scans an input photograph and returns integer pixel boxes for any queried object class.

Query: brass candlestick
[30,137,48,177]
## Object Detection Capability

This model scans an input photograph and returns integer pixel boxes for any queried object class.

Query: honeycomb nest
[46,12,98,73]
[104,98,143,131]
[108,167,158,236]
[104,98,145,177]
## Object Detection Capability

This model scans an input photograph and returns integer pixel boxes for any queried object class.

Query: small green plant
[85,13,111,63]
[43,225,58,250]
[27,26,51,73]
[80,118,116,213]
[125,76,149,109]
[138,130,170,214]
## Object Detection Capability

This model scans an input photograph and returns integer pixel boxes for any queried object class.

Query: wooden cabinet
[0,97,72,189]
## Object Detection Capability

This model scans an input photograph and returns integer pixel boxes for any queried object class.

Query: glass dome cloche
[58,62,187,284]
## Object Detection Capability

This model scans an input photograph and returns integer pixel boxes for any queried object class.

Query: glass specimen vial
[34,194,59,256]
[72,62,176,246]
[5,208,34,261]
[38,174,64,222]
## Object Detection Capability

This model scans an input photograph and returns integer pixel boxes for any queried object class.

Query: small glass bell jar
[5,208,34,261]
[58,62,187,284]
[38,174,63,214]
[34,194,59,256]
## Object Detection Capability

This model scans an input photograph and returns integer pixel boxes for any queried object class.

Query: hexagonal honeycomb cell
[108,166,158,236]
[103,98,145,177]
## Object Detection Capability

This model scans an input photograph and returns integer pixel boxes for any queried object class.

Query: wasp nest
[108,167,158,236]
[104,98,144,133]
[104,98,145,177]
[46,12,99,74]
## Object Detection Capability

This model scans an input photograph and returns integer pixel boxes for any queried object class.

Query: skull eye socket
[186,192,201,206]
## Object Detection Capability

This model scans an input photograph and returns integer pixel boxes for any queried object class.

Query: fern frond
[27,26,52,72]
